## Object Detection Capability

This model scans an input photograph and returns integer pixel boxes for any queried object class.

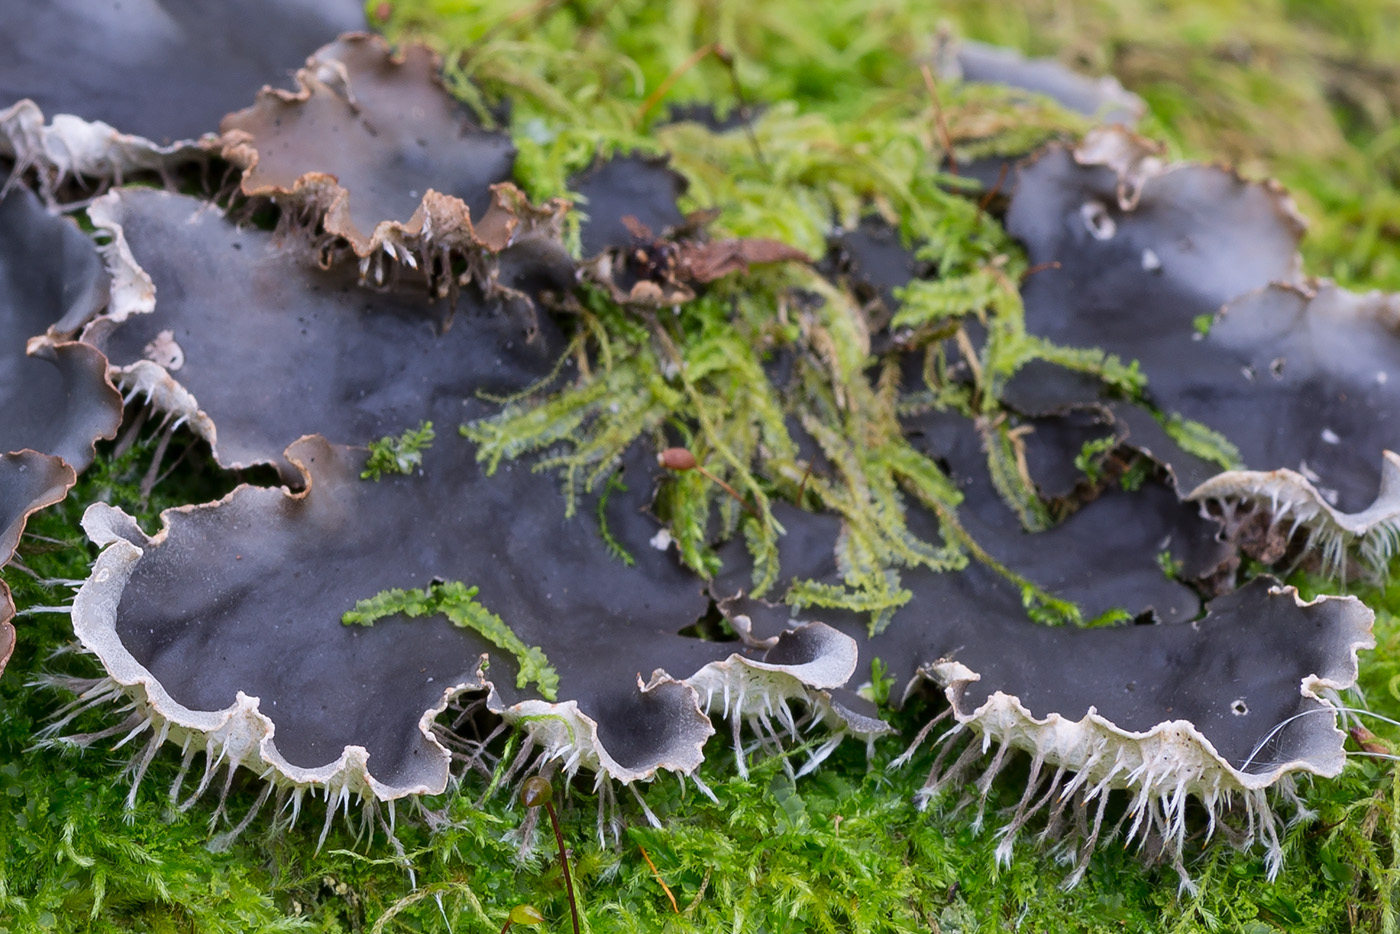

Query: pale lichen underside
[69,469,872,807]
[918,582,1374,886]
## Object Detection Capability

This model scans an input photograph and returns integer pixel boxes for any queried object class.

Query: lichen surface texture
[3,1,1400,932]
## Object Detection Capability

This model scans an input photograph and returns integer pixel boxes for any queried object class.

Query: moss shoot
[344,581,559,700]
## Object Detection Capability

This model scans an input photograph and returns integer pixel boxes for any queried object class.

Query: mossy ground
[3,0,1400,931]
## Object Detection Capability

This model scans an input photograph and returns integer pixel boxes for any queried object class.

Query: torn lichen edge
[82,191,220,457]
[1024,129,1400,573]
[1072,125,1309,243]
[1182,283,1400,577]
[1189,453,1400,578]
[85,184,571,473]
[1185,281,1400,576]
[69,495,883,822]
[219,34,570,288]
[0,451,77,676]
[907,585,1374,888]
[0,99,207,199]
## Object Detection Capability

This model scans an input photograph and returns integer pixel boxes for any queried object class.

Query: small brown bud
[658,447,698,471]
[521,775,554,808]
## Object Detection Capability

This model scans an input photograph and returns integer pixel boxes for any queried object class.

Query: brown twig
[796,462,814,506]
[975,162,1011,224]
[713,44,769,171]
[920,64,957,175]
[635,44,768,169]
[1021,260,1062,282]
[636,44,717,125]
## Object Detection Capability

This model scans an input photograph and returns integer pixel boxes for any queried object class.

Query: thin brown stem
[920,64,957,175]
[695,465,760,519]
[1021,260,1062,282]
[714,44,769,171]
[544,800,580,934]
[796,462,814,506]
[636,44,716,125]
[658,447,759,518]
[975,162,1010,224]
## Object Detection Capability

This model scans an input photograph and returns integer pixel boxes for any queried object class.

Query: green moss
[343,581,559,700]
[456,29,1077,619]
[1075,434,1119,486]
[1163,412,1246,471]
[361,420,436,481]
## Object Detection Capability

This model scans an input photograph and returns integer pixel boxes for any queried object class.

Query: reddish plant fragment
[570,152,808,304]
[678,238,810,283]
[571,153,689,259]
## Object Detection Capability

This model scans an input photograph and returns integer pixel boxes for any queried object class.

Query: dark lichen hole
[677,600,739,642]
[1231,698,1249,716]
[1079,199,1116,239]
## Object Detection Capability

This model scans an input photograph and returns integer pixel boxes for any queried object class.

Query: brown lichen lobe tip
[0,0,365,191]
[0,619,14,675]
[219,33,517,257]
